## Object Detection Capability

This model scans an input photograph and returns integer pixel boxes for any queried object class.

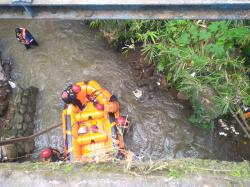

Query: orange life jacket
[18,28,29,45]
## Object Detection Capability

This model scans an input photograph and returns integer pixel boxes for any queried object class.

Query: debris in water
[191,72,196,77]
[230,126,235,132]
[218,119,228,128]
[8,80,16,88]
[219,132,228,136]
[132,89,142,99]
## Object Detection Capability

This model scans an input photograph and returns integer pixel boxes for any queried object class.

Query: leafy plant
[167,169,182,179]
[89,20,250,131]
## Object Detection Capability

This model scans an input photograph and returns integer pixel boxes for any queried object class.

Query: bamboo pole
[0,123,61,146]
[239,112,250,132]
[229,107,250,140]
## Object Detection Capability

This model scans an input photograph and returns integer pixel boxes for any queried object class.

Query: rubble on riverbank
[0,52,38,161]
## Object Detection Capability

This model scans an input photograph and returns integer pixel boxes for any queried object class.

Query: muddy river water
[0,20,228,160]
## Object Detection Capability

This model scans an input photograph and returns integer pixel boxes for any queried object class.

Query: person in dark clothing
[61,84,85,110]
[40,147,64,162]
[15,28,38,50]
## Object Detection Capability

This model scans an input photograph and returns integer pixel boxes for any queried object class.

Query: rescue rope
[0,123,61,146]
[2,152,36,161]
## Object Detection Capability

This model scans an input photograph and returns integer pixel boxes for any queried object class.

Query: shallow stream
[0,20,227,160]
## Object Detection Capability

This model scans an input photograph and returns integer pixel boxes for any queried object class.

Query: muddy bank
[123,47,250,160]
[0,159,249,187]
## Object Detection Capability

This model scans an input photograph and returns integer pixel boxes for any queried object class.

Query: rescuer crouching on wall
[40,147,65,162]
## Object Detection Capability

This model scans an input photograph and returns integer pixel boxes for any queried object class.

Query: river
[0,20,227,160]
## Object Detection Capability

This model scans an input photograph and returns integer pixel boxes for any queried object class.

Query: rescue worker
[61,84,85,110]
[243,106,250,119]
[15,28,38,50]
[40,147,63,162]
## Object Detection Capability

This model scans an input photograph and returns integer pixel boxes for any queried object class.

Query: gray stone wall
[0,52,39,161]
[12,86,38,156]
[0,52,12,138]
[0,53,12,119]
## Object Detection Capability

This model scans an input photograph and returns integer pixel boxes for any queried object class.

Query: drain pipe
[12,0,33,17]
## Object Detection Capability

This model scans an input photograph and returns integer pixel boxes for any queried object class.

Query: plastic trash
[8,80,16,88]
[132,89,142,99]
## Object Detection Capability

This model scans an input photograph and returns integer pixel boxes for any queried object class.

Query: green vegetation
[1,159,250,180]
[90,20,250,131]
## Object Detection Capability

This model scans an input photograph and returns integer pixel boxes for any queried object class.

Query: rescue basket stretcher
[62,80,127,161]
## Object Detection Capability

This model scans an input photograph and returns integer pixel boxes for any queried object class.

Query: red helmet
[116,117,127,126]
[40,148,52,159]
[91,125,99,133]
[95,103,104,111]
[72,85,81,93]
[87,95,95,102]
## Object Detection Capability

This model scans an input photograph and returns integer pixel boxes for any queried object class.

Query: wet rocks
[176,92,189,101]
[0,52,39,161]
[0,81,11,117]
[101,29,117,44]
[127,54,164,99]
[0,53,13,140]
[0,144,17,162]
[211,116,250,161]
[0,98,9,117]
[12,86,38,156]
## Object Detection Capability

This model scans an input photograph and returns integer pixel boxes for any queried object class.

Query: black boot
[25,44,30,50]
[32,40,38,46]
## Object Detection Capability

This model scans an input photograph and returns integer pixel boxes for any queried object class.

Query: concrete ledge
[0,0,249,5]
[0,1,250,19]
[0,160,250,187]
[0,5,250,19]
